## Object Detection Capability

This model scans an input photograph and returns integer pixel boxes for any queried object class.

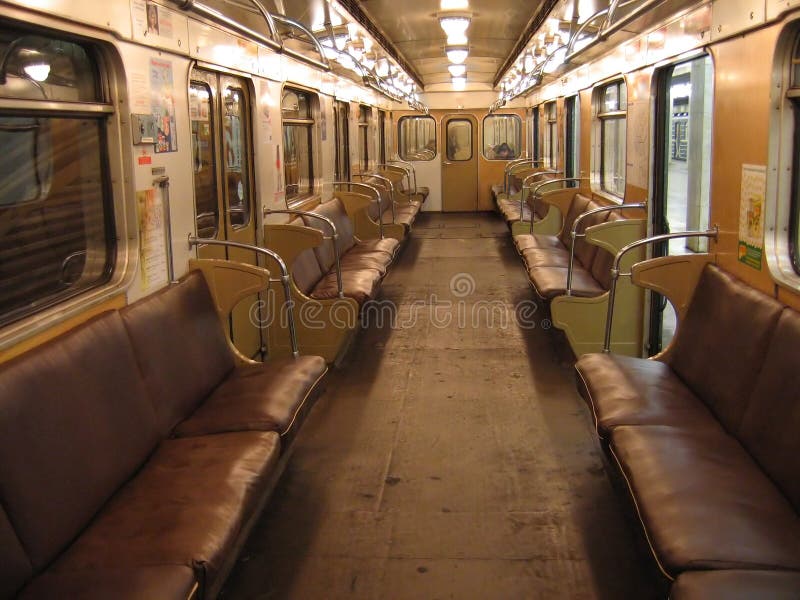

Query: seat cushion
[575,354,721,439]
[174,355,327,443]
[336,251,391,275]
[670,570,800,600]
[19,566,197,600]
[0,311,159,571]
[521,246,572,268]
[121,272,236,435]
[558,193,592,247]
[291,248,325,296]
[528,265,604,299]
[666,265,783,434]
[53,431,280,589]
[311,268,382,305]
[352,237,401,258]
[739,308,800,512]
[610,425,800,576]
[572,204,609,270]
[0,507,33,598]
[497,198,531,223]
[514,233,564,253]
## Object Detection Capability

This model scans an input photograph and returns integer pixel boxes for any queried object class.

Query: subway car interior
[1,0,800,598]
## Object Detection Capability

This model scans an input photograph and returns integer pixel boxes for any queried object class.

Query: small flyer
[738,164,766,270]
[137,188,168,291]
[150,58,178,153]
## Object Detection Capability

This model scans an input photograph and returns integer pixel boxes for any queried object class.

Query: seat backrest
[738,308,800,513]
[558,194,592,247]
[0,499,33,597]
[666,265,783,434]
[589,212,620,290]
[302,199,355,272]
[292,247,325,295]
[573,202,610,270]
[0,311,159,572]
[121,271,235,436]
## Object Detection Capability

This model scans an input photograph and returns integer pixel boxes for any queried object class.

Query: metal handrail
[389,158,418,195]
[354,172,396,222]
[264,209,344,299]
[518,169,561,217]
[566,203,646,295]
[329,181,385,238]
[172,0,281,51]
[603,228,719,352]
[504,159,544,195]
[376,163,412,197]
[270,13,330,70]
[187,236,299,357]
[525,177,589,230]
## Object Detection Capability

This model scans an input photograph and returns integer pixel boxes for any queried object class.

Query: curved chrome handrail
[518,169,561,217]
[270,13,330,70]
[329,181,385,238]
[264,208,344,299]
[524,177,589,230]
[354,172,397,222]
[603,227,719,352]
[566,203,646,295]
[187,236,299,357]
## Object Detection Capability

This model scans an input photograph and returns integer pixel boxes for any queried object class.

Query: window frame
[767,25,800,291]
[398,115,437,161]
[0,26,120,331]
[481,113,522,161]
[543,101,558,169]
[445,118,473,162]
[564,94,580,179]
[358,104,371,172]
[333,99,350,182]
[281,85,316,205]
[593,79,628,200]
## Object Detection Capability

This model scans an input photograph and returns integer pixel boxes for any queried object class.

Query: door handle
[443,161,453,166]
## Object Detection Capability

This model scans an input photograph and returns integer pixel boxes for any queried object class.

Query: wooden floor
[223,212,656,599]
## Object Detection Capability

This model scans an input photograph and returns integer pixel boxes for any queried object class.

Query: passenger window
[529,105,540,162]
[282,87,315,202]
[358,105,371,171]
[0,29,114,327]
[564,95,580,179]
[378,109,387,165]
[543,101,558,168]
[790,36,800,274]
[333,100,350,182]
[223,87,251,227]
[594,80,627,198]
[446,118,473,161]
[483,114,521,160]
[398,115,436,161]
[190,82,218,238]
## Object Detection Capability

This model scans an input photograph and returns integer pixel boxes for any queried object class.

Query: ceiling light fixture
[23,63,50,82]
[446,45,469,64]
[451,75,466,90]
[439,14,471,39]
[440,0,469,9]
[448,64,466,77]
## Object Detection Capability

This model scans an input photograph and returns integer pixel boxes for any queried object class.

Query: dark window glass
[282,87,314,201]
[446,119,472,161]
[398,115,436,161]
[0,30,114,326]
[597,80,627,197]
[483,114,521,160]
[190,82,217,237]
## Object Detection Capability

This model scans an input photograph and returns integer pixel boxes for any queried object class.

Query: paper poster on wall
[137,188,168,291]
[738,164,766,270]
[150,58,178,153]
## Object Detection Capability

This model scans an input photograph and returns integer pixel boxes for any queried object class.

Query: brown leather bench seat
[670,570,800,599]
[574,265,800,590]
[0,269,327,599]
[291,198,400,305]
[513,194,618,299]
[494,171,553,226]
[365,176,422,232]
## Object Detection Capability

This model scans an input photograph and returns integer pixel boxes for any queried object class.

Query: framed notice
[738,164,766,270]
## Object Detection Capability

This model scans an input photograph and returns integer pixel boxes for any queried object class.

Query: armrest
[188,258,271,365]
[263,223,324,270]
[631,253,717,361]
